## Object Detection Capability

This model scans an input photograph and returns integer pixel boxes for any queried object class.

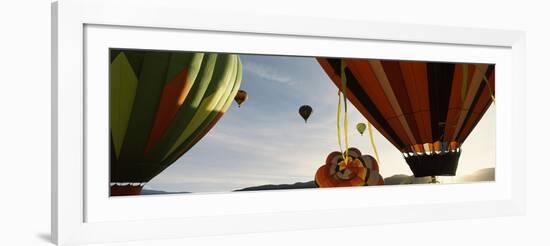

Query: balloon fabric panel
[317,58,495,151]
[380,60,423,144]
[163,55,237,159]
[346,60,410,145]
[426,62,456,142]
[318,58,405,148]
[443,64,473,142]
[398,61,432,144]
[160,56,242,169]
[145,54,219,162]
[144,53,203,155]
[450,64,489,141]
[110,52,139,159]
[110,50,242,183]
[457,66,495,142]
[118,51,172,165]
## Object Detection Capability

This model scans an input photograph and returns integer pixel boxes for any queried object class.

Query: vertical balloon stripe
[110,52,139,159]
[164,53,193,82]
[369,60,417,146]
[157,56,242,174]
[179,54,206,104]
[144,69,189,155]
[144,53,205,155]
[461,64,468,103]
[222,57,243,112]
[380,61,422,143]
[443,64,467,142]
[339,59,404,148]
[399,61,432,143]
[427,63,455,141]
[346,60,398,129]
[451,64,488,140]
[163,55,237,159]
[456,65,495,142]
[177,59,241,160]
[344,59,410,149]
[118,51,172,163]
[320,58,405,149]
[145,54,219,161]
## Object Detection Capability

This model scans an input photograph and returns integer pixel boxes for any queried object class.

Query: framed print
[52,0,525,245]
[107,49,496,196]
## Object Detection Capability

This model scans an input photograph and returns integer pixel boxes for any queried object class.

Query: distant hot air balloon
[110,49,242,195]
[234,90,248,107]
[315,148,384,187]
[299,105,313,123]
[356,122,367,135]
[318,58,495,177]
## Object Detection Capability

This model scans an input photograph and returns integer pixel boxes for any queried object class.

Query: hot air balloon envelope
[110,49,242,195]
[318,58,495,177]
[299,105,313,123]
[234,90,248,107]
[315,148,384,187]
[356,122,366,135]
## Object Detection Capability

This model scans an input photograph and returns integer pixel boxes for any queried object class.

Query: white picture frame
[52,0,526,245]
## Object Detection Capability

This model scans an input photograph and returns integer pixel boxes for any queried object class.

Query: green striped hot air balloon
[109,49,242,195]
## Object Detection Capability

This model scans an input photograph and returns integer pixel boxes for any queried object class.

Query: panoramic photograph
[109,49,496,196]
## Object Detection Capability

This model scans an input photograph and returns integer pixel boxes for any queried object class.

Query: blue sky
[144,54,496,193]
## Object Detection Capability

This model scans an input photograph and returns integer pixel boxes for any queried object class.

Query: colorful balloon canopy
[110,50,242,188]
[299,105,313,123]
[234,90,248,107]
[317,58,495,177]
[315,148,384,187]
[356,122,367,135]
[361,154,384,186]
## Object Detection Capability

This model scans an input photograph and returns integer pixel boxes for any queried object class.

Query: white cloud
[243,61,293,84]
